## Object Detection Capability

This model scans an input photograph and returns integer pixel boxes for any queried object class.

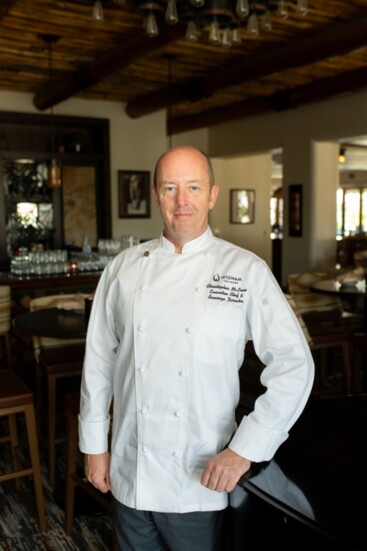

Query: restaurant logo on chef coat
[206,274,247,303]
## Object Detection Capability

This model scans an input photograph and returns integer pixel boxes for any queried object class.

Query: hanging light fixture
[42,34,62,189]
[106,0,310,46]
[92,1,105,21]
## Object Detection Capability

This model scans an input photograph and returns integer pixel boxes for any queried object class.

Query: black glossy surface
[230,396,367,550]
[13,308,88,339]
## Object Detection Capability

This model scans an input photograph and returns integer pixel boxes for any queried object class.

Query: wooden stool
[0,369,46,531]
[36,343,85,486]
[310,332,351,395]
[64,390,112,536]
[352,333,367,394]
[0,285,13,368]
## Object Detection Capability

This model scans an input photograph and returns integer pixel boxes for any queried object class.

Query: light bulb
[222,27,232,47]
[191,0,205,7]
[236,0,249,19]
[165,0,178,25]
[146,12,159,37]
[262,9,272,31]
[92,1,104,22]
[278,0,288,19]
[209,18,221,44]
[247,13,259,36]
[231,27,242,45]
[297,0,308,15]
[185,20,199,42]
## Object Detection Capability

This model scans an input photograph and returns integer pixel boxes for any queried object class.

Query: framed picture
[118,170,151,218]
[230,189,255,224]
[289,183,302,237]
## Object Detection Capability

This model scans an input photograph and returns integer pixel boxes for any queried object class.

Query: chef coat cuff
[228,416,288,462]
[78,416,110,455]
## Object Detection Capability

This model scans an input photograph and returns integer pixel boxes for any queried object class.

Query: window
[337,186,367,236]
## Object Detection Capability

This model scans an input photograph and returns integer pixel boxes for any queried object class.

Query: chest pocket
[194,304,246,367]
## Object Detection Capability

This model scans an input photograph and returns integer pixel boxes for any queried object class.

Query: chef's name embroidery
[206,274,246,303]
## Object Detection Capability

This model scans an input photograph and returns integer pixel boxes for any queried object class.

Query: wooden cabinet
[0,111,111,269]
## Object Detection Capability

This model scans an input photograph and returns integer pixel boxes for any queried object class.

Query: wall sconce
[339,147,346,164]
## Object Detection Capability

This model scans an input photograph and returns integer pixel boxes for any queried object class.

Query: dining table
[13,307,89,340]
[310,278,367,331]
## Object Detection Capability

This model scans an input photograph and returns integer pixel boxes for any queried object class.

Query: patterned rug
[0,417,114,551]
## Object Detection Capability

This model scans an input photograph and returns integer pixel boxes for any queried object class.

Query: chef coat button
[174,411,182,418]
[172,451,180,457]
[195,287,200,292]
[138,366,146,373]
[142,446,149,454]
[138,325,144,333]
[140,285,148,291]
[179,370,187,377]
[143,251,150,257]
[185,327,192,334]
[140,407,147,415]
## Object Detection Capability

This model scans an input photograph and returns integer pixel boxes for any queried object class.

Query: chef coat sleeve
[78,263,118,455]
[229,261,315,462]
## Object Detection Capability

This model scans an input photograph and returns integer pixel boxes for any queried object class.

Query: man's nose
[175,187,188,206]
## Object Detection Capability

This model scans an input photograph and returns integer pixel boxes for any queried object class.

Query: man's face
[153,147,219,250]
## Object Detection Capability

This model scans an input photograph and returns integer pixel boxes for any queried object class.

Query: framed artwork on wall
[118,170,151,219]
[289,183,303,237]
[230,189,255,224]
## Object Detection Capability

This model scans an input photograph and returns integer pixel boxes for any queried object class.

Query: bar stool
[36,343,85,487]
[64,390,112,536]
[0,285,13,368]
[0,369,47,531]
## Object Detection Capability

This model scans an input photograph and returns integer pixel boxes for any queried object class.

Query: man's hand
[84,451,111,493]
[201,448,251,493]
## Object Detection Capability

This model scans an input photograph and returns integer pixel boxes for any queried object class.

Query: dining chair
[29,293,86,486]
[0,369,47,531]
[0,285,13,368]
[285,293,351,396]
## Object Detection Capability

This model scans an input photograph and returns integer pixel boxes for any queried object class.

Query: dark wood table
[229,395,366,550]
[13,308,88,339]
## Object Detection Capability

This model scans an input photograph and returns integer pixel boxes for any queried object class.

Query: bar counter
[0,270,101,290]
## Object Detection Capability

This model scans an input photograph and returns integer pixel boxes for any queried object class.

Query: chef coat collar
[160,226,214,253]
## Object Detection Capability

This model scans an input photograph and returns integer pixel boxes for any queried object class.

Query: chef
[79,146,314,551]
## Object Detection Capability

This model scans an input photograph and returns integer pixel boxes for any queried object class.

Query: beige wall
[210,154,272,266]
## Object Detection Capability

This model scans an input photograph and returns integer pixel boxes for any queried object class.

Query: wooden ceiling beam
[33,24,186,111]
[0,0,16,18]
[167,65,367,135]
[126,16,367,119]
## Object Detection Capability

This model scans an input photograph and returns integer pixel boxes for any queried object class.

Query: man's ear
[152,185,159,208]
[209,184,219,210]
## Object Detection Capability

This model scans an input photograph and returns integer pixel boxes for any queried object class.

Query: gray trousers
[112,496,228,551]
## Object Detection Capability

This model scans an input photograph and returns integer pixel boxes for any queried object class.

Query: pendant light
[42,35,62,189]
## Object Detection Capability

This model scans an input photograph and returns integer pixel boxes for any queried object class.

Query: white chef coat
[79,227,314,513]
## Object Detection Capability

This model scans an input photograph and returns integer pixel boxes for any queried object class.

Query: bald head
[153,146,215,189]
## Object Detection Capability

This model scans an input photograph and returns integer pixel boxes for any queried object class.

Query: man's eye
[190,186,200,194]
[162,186,176,195]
